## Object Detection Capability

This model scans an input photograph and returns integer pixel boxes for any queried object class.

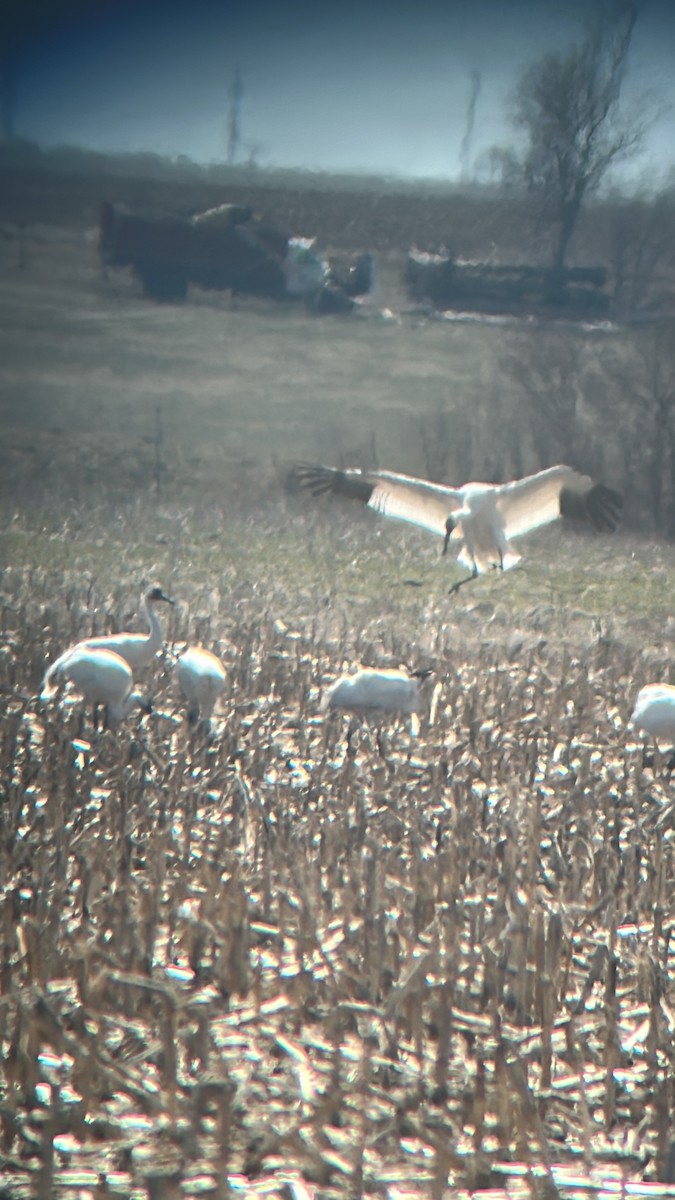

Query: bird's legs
[375,727,388,761]
[449,547,506,596]
[641,740,675,773]
[345,717,358,759]
[448,568,479,597]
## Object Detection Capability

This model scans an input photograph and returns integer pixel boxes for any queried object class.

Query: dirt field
[0,160,539,260]
[1,185,675,1198]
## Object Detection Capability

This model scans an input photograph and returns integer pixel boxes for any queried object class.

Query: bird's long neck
[140,594,163,652]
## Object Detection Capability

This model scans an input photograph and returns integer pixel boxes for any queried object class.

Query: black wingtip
[288,463,375,504]
[560,482,623,531]
[587,483,623,532]
[287,463,336,497]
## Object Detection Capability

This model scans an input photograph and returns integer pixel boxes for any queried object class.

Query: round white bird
[174,646,227,726]
[630,683,675,747]
[82,584,174,670]
[41,644,151,727]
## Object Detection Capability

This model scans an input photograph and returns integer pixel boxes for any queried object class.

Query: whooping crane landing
[41,645,151,728]
[292,463,622,594]
[82,584,174,669]
[174,646,226,726]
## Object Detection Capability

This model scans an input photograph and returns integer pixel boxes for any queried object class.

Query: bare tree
[459,69,481,181]
[226,66,243,166]
[510,1,646,269]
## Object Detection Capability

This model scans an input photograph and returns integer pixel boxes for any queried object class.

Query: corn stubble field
[2,199,675,1200]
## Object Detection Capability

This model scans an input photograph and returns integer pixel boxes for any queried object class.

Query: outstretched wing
[291,463,462,539]
[495,465,623,541]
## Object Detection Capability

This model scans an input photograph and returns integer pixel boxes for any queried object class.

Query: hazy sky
[7,0,675,184]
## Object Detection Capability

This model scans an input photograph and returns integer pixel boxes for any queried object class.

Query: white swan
[41,645,151,727]
[174,646,226,725]
[82,584,174,669]
[292,463,622,593]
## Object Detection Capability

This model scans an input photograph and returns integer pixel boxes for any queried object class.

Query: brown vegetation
[1,553,675,1197]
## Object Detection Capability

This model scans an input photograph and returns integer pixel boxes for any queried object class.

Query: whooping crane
[41,645,151,727]
[292,463,622,593]
[82,584,174,669]
[321,666,433,735]
[174,646,226,725]
[630,684,675,748]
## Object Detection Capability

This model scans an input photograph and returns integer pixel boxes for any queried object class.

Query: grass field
[1,206,675,1198]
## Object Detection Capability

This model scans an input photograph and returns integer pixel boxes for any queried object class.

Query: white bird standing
[321,666,432,735]
[41,645,151,727]
[630,684,675,748]
[322,667,426,715]
[292,463,623,593]
[174,646,227,725]
[81,584,174,668]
